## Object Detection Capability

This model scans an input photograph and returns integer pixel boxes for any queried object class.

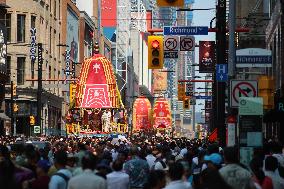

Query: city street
[0,0,284,189]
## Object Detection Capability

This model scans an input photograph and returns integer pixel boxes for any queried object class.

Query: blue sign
[194,96,212,100]
[163,26,208,36]
[216,64,228,82]
[236,56,272,67]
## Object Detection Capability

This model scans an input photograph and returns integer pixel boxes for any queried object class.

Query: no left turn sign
[230,80,258,107]
[180,36,195,51]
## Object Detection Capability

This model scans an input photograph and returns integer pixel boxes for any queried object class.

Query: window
[5,14,11,42]
[17,15,26,42]
[6,56,11,84]
[31,16,36,28]
[17,57,25,85]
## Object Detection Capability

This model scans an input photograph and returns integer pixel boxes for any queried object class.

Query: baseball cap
[204,153,222,165]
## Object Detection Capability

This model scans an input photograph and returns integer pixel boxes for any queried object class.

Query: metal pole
[37,43,43,134]
[228,0,236,77]
[10,81,14,136]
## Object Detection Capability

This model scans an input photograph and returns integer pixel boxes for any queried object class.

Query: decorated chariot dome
[75,54,123,109]
[153,98,172,129]
[132,96,152,131]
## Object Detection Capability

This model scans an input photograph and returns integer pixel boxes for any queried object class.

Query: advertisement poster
[199,41,215,73]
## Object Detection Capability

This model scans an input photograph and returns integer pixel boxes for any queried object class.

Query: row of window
[6,57,61,86]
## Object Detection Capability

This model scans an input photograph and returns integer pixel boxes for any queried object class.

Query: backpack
[152,159,167,170]
[54,172,70,189]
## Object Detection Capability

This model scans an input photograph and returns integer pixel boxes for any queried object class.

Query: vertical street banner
[30,28,37,63]
[152,70,168,94]
[0,22,7,74]
[199,41,215,73]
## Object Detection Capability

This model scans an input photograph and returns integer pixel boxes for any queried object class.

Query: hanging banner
[152,70,168,93]
[199,41,215,73]
[30,28,37,63]
[133,97,152,131]
[0,22,7,73]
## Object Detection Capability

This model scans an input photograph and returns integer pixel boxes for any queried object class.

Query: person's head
[168,162,184,181]
[144,170,166,189]
[36,160,51,176]
[54,149,68,169]
[82,151,98,170]
[223,146,239,164]
[250,157,265,184]
[265,155,278,172]
[204,153,222,170]
[112,160,123,172]
[129,146,139,156]
[200,168,232,189]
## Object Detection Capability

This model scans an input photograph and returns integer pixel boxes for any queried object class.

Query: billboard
[199,41,215,73]
[0,22,7,74]
[152,70,167,93]
[101,0,117,27]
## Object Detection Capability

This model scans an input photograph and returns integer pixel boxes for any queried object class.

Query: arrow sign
[180,36,195,51]
[164,36,179,51]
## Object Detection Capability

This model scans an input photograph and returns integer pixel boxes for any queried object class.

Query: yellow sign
[69,83,77,103]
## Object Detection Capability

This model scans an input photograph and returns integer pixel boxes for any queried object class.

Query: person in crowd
[203,152,222,170]
[107,159,129,189]
[49,150,72,189]
[145,147,156,169]
[164,162,192,189]
[124,146,150,189]
[250,157,273,189]
[74,143,86,167]
[143,170,166,189]
[23,159,51,189]
[68,151,106,189]
[199,167,232,189]
[219,146,252,189]
[264,155,284,189]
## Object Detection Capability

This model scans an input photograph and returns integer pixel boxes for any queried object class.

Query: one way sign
[216,64,228,82]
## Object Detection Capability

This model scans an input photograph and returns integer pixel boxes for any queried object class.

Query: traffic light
[178,83,185,101]
[157,0,184,7]
[29,115,35,125]
[148,36,164,69]
[13,103,19,112]
[94,42,99,54]
[183,98,190,109]
[12,83,17,96]
[258,76,274,109]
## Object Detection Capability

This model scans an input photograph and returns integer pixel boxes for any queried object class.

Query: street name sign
[216,64,228,82]
[236,48,272,67]
[180,36,195,51]
[194,96,212,100]
[230,80,258,107]
[163,26,208,36]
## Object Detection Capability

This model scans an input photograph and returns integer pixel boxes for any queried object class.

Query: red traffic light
[152,40,160,48]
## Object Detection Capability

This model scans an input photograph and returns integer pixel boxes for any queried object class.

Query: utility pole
[215,0,227,146]
[37,43,43,134]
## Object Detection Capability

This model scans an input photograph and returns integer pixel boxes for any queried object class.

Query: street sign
[163,26,208,36]
[164,36,179,59]
[164,51,178,58]
[230,80,258,107]
[216,64,228,82]
[194,96,212,100]
[236,48,272,68]
[239,97,263,115]
[164,36,179,51]
[34,126,40,134]
[180,36,195,51]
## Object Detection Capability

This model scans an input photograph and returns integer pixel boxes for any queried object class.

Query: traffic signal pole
[10,81,14,136]
[215,0,227,146]
[37,43,43,134]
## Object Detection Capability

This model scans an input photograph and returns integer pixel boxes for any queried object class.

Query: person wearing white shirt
[107,160,129,189]
[164,162,192,189]
[68,152,106,189]
[145,149,156,169]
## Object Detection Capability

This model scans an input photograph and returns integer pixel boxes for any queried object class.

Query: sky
[192,0,216,112]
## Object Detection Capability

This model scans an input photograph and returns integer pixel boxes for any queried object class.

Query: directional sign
[216,64,228,82]
[194,96,212,100]
[163,26,208,36]
[34,126,40,134]
[180,36,195,51]
[164,36,179,51]
[230,80,258,107]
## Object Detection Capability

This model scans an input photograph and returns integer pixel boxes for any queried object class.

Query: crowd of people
[0,135,284,189]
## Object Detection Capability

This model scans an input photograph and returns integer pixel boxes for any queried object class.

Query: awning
[0,113,11,121]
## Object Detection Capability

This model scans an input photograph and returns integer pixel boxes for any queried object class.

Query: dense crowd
[0,135,284,189]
